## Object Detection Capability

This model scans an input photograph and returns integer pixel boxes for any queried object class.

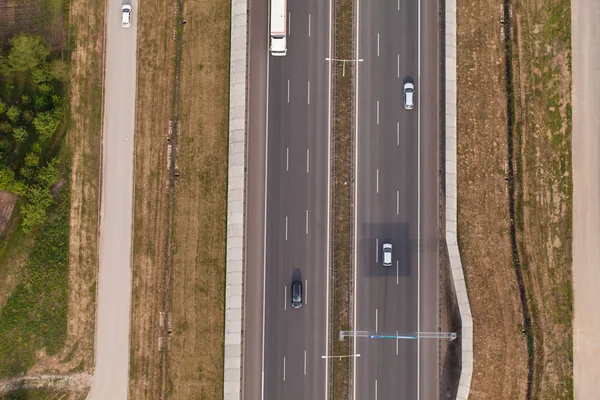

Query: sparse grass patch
[329,0,354,397]
[511,0,573,397]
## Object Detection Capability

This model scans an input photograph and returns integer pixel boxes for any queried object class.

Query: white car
[403,81,415,110]
[382,243,393,267]
[121,4,132,28]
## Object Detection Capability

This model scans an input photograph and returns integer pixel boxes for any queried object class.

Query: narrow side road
[572,0,600,397]
[86,1,138,399]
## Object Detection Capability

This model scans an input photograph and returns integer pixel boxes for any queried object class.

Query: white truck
[270,0,287,56]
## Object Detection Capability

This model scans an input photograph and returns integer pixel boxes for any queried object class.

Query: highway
[353,0,440,398]
[243,0,331,398]
[87,1,137,399]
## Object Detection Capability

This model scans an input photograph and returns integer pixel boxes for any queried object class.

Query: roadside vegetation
[456,0,572,397]
[0,0,104,396]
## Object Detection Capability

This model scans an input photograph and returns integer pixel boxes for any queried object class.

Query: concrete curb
[223,0,247,398]
[445,0,473,398]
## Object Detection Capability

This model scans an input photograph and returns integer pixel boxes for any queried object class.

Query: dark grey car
[291,281,303,309]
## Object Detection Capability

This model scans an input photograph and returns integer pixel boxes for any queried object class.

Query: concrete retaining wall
[223,0,248,398]
[444,0,474,398]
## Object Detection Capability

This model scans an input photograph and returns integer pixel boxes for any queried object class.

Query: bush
[21,187,53,233]
[50,59,69,82]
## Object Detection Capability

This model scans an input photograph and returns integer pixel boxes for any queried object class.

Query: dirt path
[572,0,600,397]
[0,373,92,394]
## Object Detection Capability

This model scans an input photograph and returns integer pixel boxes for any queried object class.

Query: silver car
[403,82,415,110]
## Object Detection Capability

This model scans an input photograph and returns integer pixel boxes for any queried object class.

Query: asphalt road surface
[572,0,600,397]
[86,1,137,399]
[353,0,440,398]
[243,0,332,398]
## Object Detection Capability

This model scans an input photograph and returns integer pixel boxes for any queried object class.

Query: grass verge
[456,0,573,397]
[329,0,355,397]
[510,0,573,397]
[163,0,231,394]
[128,0,175,397]
[128,0,230,397]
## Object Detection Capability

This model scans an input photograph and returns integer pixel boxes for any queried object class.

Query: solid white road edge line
[326,0,333,394]
[353,0,361,394]
[417,0,422,395]
[260,31,271,399]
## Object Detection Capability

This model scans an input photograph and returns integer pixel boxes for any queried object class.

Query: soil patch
[0,191,18,235]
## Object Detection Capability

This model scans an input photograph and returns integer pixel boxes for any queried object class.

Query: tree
[0,167,27,196]
[37,157,61,187]
[6,34,50,73]
[0,100,6,115]
[24,151,39,168]
[12,126,29,143]
[6,105,21,123]
[0,138,12,159]
[33,111,60,140]
[0,121,12,134]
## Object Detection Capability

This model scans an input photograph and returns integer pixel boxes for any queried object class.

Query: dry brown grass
[164,0,231,397]
[59,0,106,379]
[128,0,230,398]
[456,0,528,397]
[457,0,573,398]
[127,0,175,397]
